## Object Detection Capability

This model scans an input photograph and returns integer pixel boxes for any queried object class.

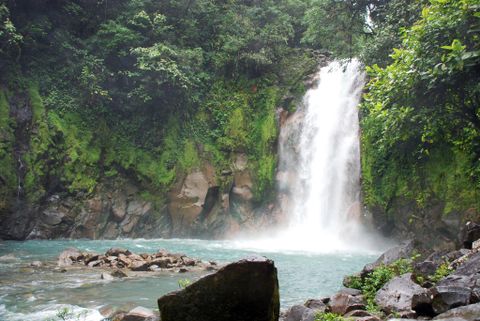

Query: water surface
[0,238,377,320]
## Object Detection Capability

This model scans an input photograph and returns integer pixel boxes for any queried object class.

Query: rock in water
[57,248,83,266]
[157,256,279,321]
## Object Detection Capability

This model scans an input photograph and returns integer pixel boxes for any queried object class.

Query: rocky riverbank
[280,221,480,321]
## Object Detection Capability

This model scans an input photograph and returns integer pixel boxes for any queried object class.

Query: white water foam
[235,59,389,254]
[0,304,104,321]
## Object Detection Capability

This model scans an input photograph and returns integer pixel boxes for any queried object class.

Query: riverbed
[0,238,378,321]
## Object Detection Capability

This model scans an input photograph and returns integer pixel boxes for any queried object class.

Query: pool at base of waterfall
[0,238,378,321]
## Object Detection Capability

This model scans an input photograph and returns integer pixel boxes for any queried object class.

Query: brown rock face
[157,257,279,321]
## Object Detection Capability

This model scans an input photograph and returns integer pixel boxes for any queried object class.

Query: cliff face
[0,89,281,240]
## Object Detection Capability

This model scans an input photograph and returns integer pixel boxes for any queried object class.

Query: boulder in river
[157,256,279,321]
[57,248,83,266]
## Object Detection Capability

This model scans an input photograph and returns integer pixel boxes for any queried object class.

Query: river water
[0,238,378,321]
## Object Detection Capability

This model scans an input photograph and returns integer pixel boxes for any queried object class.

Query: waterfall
[235,59,387,253]
[279,59,366,250]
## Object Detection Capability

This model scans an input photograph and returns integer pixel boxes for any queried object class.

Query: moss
[179,139,200,171]
[0,89,17,211]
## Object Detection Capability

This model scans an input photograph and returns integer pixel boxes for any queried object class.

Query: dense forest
[0,0,478,240]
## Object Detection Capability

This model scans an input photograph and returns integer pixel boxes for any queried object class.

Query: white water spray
[280,59,366,250]
[236,59,386,253]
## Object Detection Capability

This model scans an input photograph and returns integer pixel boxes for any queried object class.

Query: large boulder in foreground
[157,256,279,321]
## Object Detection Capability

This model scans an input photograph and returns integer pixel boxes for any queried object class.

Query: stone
[329,289,365,315]
[157,256,279,321]
[461,222,480,249]
[304,299,327,312]
[111,269,128,278]
[150,258,171,268]
[454,251,480,276]
[87,260,102,268]
[433,302,480,320]
[344,310,373,317]
[414,260,438,278]
[42,209,65,225]
[58,248,83,266]
[106,247,132,257]
[181,256,195,266]
[130,261,149,271]
[30,261,42,267]
[363,240,415,276]
[472,239,480,250]
[101,272,115,281]
[375,273,426,314]
[284,305,308,321]
[412,290,435,317]
[111,193,127,222]
[431,286,472,315]
[122,306,158,321]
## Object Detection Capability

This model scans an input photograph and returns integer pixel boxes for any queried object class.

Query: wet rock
[0,254,17,261]
[344,310,373,317]
[412,291,435,317]
[111,269,128,278]
[130,261,149,271]
[304,299,327,312]
[58,248,83,266]
[87,260,103,267]
[150,258,171,268]
[30,261,42,267]
[181,257,195,267]
[178,268,188,273]
[157,256,279,321]
[101,272,115,281]
[355,317,381,321]
[454,251,480,276]
[433,302,480,320]
[106,248,132,257]
[329,289,365,315]
[375,273,426,314]
[461,222,480,249]
[122,306,158,321]
[363,240,415,276]
[413,260,438,279]
[284,305,308,321]
[431,286,472,314]
[42,209,65,225]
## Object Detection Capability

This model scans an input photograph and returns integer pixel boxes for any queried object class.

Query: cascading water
[242,59,386,253]
[278,59,367,251]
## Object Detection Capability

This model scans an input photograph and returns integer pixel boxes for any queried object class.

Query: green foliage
[44,307,88,321]
[179,139,200,171]
[315,312,349,321]
[302,0,367,57]
[361,0,480,216]
[347,258,415,312]
[0,89,16,211]
[429,262,453,283]
[178,278,191,289]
